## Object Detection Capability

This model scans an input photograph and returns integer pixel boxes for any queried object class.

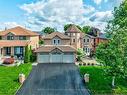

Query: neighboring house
[65,25,84,49]
[83,34,96,56]
[0,26,39,59]
[35,32,76,63]
[83,32,108,55]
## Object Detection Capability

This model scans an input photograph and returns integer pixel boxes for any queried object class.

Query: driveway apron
[16,63,90,95]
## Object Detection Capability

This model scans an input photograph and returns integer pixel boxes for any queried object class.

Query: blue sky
[0,0,123,31]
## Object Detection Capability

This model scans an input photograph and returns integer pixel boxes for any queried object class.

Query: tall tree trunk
[112,76,115,88]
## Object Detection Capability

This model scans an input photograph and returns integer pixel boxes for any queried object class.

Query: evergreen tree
[24,45,30,63]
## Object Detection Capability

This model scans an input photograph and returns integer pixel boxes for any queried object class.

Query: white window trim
[52,38,61,45]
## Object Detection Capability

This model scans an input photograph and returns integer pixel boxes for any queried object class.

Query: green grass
[0,64,32,95]
[79,66,127,95]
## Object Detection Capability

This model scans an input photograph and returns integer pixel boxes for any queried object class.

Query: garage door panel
[63,54,75,63]
[51,54,62,63]
[38,53,49,63]
[37,52,75,63]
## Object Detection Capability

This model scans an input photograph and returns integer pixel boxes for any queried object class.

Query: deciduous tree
[96,0,127,87]
[42,27,55,34]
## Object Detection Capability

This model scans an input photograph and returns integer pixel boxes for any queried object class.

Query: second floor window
[87,39,89,42]
[7,36,14,40]
[84,39,85,42]
[19,36,26,40]
[53,39,61,45]
[73,39,75,42]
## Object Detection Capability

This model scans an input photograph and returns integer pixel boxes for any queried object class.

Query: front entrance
[4,47,24,58]
[14,46,24,58]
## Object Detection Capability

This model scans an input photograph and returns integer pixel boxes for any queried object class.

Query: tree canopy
[106,0,127,37]
[82,26,91,33]
[96,0,127,87]
[42,27,56,34]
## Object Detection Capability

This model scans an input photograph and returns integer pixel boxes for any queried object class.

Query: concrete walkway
[16,63,90,95]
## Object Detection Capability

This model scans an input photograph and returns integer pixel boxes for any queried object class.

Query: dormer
[6,32,15,40]
[52,36,61,45]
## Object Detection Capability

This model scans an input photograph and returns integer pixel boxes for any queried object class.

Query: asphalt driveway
[16,63,90,95]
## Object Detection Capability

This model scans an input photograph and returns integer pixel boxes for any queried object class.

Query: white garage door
[51,54,62,63]
[38,53,50,63]
[37,53,75,63]
[63,53,75,63]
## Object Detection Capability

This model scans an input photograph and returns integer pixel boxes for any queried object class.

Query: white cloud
[90,11,113,22]
[20,0,123,32]
[93,0,102,5]
[20,0,95,31]
[0,22,22,30]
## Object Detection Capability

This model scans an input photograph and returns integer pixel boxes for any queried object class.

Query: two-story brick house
[0,26,39,59]
[35,32,76,63]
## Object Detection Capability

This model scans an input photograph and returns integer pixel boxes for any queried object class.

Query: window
[58,40,60,44]
[73,33,75,36]
[53,39,61,45]
[84,47,90,53]
[14,47,24,57]
[7,36,14,40]
[84,39,85,42]
[67,33,70,36]
[73,39,75,42]
[87,39,89,42]
[6,47,11,55]
[19,36,26,40]
[0,36,1,40]
[53,40,56,44]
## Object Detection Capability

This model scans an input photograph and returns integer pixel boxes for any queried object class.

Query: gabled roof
[35,45,76,53]
[65,25,81,33]
[0,26,39,36]
[42,32,70,40]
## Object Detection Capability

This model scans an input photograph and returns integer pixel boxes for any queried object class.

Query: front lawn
[80,66,127,95]
[0,64,32,95]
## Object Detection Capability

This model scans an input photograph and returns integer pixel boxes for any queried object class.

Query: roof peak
[43,32,70,39]
[66,24,81,33]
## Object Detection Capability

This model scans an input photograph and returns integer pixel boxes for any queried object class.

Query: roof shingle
[0,26,39,36]
[42,32,70,39]
[0,40,30,47]
[35,45,76,53]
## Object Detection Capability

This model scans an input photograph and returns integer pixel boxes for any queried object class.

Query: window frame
[7,36,14,40]
[87,39,89,42]
[53,39,61,45]
[19,36,26,40]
